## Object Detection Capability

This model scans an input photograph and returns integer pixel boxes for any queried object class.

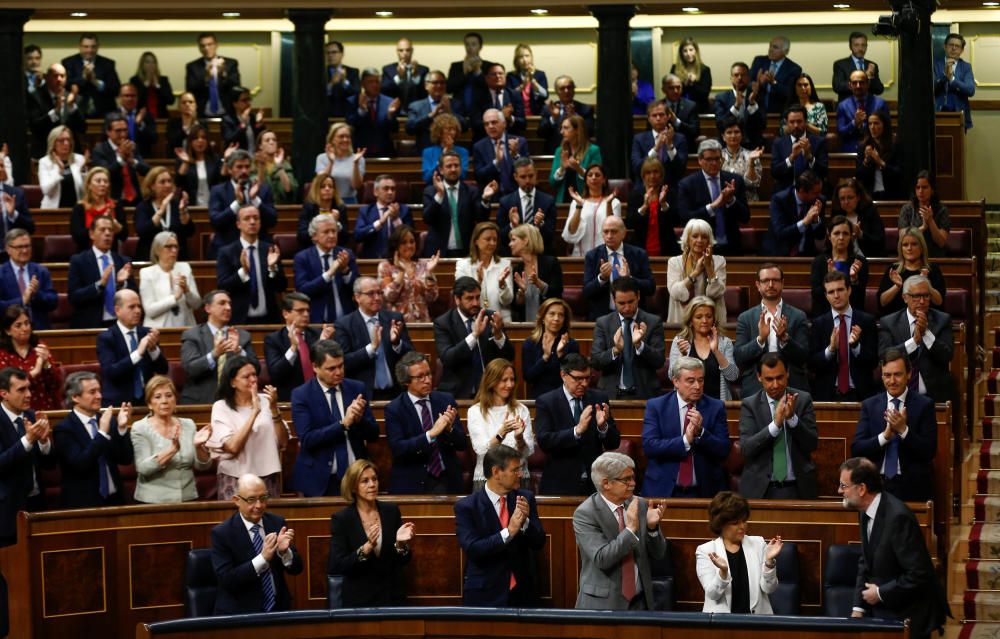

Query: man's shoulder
[535,386,564,407]
[429,390,456,407]
[180,323,206,340]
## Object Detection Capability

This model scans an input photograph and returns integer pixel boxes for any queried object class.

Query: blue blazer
[641,392,730,497]
[0,408,46,545]
[748,55,802,113]
[0,184,34,238]
[582,243,655,320]
[333,309,413,395]
[472,134,530,195]
[345,93,400,157]
[216,239,287,324]
[290,377,378,497]
[405,97,468,150]
[97,324,169,406]
[455,488,546,606]
[506,70,549,114]
[496,188,556,256]
[763,187,827,257]
[769,134,829,193]
[353,203,414,259]
[384,390,466,494]
[0,261,57,329]
[421,145,469,182]
[53,411,133,508]
[325,65,359,118]
[67,250,136,329]
[934,58,975,129]
[61,53,120,116]
[836,94,889,153]
[629,130,689,183]
[207,181,277,258]
[292,246,357,324]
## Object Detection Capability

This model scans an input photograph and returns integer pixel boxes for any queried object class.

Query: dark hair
[560,352,592,374]
[823,214,858,260]
[230,86,250,108]
[584,163,610,196]
[310,339,344,365]
[326,40,344,52]
[202,289,230,308]
[513,156,534,171]
[464,32,483,46]
[63,370,99,408]
[104,111,126,132]
[911,170,941,210]
[945,33,966,48]
[730,61,749,74]
[860,110,893,157]
[0,305,36,351]
[708,491,750,535]
[839,457,882,494]
[611,276,640,297]
[849,31,867,43]
[185,124,216,161]
[197,32,217,42]
[879,347,911,373]
[833,177,874,215]
[388,224,416,257]
[789,73,820,106]
[438,150,462,167]
[24,44,41,56]
[281,291,310,312]
[215,355,259,408]
[823,269,850,289]
[486,62,505,75]
[719,116,743,135]
[783,103,807,120]
[794,169,823,192]
[0,367,28,392]
[483,444,521,480]
[395,350,429,385]
[79,33,99,44]
[755,351,786,375]
[453,276,481,298]
[757,262,784,280]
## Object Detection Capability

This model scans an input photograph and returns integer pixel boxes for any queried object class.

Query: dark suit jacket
[115,107,158,158]
[641,392,730,497]
[264,326,322,401]
[326,65,360,118]
[582,243,656,321]
[27,90,86,157]
[810,254,869,315]
[67,250,136,329]
[536,100,595,153]
[69,203,129,254]
[207,180,277,257]
[629,129,689,186]
[471,134,530,196]
[421,182,491,257]
[353,203,414,259]
[769,134,829,193]
[763,187,827,257]
[734,302,810,396]
[97,324,169,405]
[166,116,209,152]
[808,308,878,401]
[677,170,750,255]
[591,308,666,400]
[738,389,818,498]
[833,57,884,101]
[175,155,224,206]
[510,256,563,322]
[506,70,549,115]
[89,140,150,207]
[380,63,430,107]
[129,75,176,115]
[327,501,410,606]
[62,53,120,116]
[290,377,378,496]
[179,323,257,405]
[433,308,514,399]
[853,491,950,637]
[210,511,303,615]
[748,55,802,113]
[522,336,580,399]
[455,488,546,606]
[496,189,556,256]
[404,97,468,150]
[292,246,358,324]
[345,93,400,157]
[334,309,413,395]
[133,199,196,261]
[877,308,954,402]
[534,386,620,495]
[855,147,903,201]
[446,60,495,111]
[296,201,349,250]
[53,411,133,508]
[713,89,768,147]
[0,261,57,330]
[216,239,287,324]
[384,390,466,493]
[626,186,681,257]
[185,57,241,117]
[659,97,700,142]
[0,408,46,545]
[0,184,34,241]
[221,113,266,152]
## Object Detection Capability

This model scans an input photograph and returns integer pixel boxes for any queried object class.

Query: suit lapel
[592,494,620,541]
[868,496,888,557]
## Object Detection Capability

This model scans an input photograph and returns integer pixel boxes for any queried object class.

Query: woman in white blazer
[695,492,782,614]
[140,230,201,328]
[454,221,514,322]
[666,218,727,326]
[37,125,86,209]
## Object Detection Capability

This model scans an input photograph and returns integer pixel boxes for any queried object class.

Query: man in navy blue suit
[208,150,277,258]
[423,151,494,258]
[67,216,136,329]
[641,356,730,497]
[472,108,529,196]
[808,271,878,402]
[216,205,287,325]
[334,276,412,401]
[264,292,335,402]
[0,229,57,329]
[354,175,414,259]
[380,38,430,109]
[346,68,401,157]
[54,372,134,508]
[113,83,158,159]
[582,216,655,321]
[659,74,700,142]
[0,169,35,257]
[770,104,828,193]
[763,170,826,257]
[61,33,120,117]
[497,157,556,256]
[324,40,358,118]
[90,112,150,207]
[405,70,467,150]
[677,139,750,256]
[211,473,303,614]
[630,100,688,180]
[384,351,467,494]
[836,71,889,154]
[851,349,937,503]
[748,36,803,114]
[293,213,357,325]
[470,63,525,143]
[186,33,241,118]
[537,75,595,154]
[290,340,377,497]
[96,290,168,406]
[455,444,546,606]
[713,62,767,148]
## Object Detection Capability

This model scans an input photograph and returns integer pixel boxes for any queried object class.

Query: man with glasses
[211,473,302,614]
[470,63,524,142]
[573,451,667,610]
[90,111,150,207]
[535,353,619,495]
[877,275,954,403]
[323,40,358,118]
[264,292,335,402]
[935,33,975,130]
[0,229,56,329]
[677,139,750,256]
[537,75,594,154]
[713,62,766,148]
[405,70,467,151]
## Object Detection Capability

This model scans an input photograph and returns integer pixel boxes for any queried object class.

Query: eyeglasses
[162,244,179,250]
[564,372,589,383]
[7,244,30,251]
[758,278,783,285]
[612,475,636,485]
[236,494,270,504]
[904,293,931,300]
[410,371,433,381]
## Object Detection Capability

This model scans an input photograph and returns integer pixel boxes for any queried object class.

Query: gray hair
[697,139,722,157]
[395,350,429,385]
[353,275,377,295]
[774,36,791,53]
[661,73,682,85]
[591,452,635,491]
[902,274,931,295]
[670,355,705,380]
[679,218,715,249]
[149,230,177,265]
[308,213,338,238]
[225,149,251,168]
[361,67,380,80]
[4,228,29,247]
[63,370,99,408]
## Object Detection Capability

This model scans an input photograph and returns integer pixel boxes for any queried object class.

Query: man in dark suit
[292,213,358,324]
[0,179,35,255]
[659,73,700,142]
[734,263,810,396]
[763,170,826,257]
[113,83,157,159]
[738,353,818,499]
[221,87,266,153]
[433,276,514,399]
[381,38,429,109]
[591,277,666,400]
[455,444,546,606]
[179,290,258,405]
[27,64,86,158]
[748,36,803,114]
[582,217,656,321]
[832,32,885,101]
[677,139,750,256]
[809,271,878,401]
[770,104,829,193]
[90,112,150,207]
[290,340,377,497]
[497,157,556,256]
[354,175,414,259]
[877,275,955,403]
[838,457,950,638]
[423,151,494,258]
[446,32,495,114]
[96,290,168,406]
[346,68,401,157]
[537,75,595,153]
[61,33,120,117]
[211,473,303,614]
[334,276,413,401]
[472,109,530,196]
[642,356,730,497]
[0,367,52,546]
[53,372,133,508]
[186,32,241,118]
[67,216,136,329]
[851,349,938,503]
[264,292,336,402]
[324,40,359,118]
[630,100,689,180]
[0,231,56,330]
[714,62,766,148]
[405,70,467,150]
[836,71,889,154]
[208,150,278,259]
[384,351,467,494]
[535,353,620,495]
[216,205,287,325]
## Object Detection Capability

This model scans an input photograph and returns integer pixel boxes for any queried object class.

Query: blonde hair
[675,37,704,81]
[679,218,716,277]
[561,114,589,162]
[430,113,461,145]
[340,459,379,503]
[473,358,520,416]
[141,165,172,200]
[46,125,74,158]
[81,167,112,209]
[895,226,931,273]
[528,298,571,343]
[306,173,343,208]
[326,122,354,151]
[143,374,176,406]
[675,295,726,342]
[510,224,544,256]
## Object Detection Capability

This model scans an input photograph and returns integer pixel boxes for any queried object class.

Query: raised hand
[646,500,665,529]
[276,526,294,553]
[708,551,729,578]
[193,423,212,447]
[396,522,415,544]
[566,187,585,206]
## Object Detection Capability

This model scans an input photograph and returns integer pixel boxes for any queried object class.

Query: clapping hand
[193,423,212,447]
[708,551,729,579]
[765,536,783,562]
[276,526,294,553]
[646,500,665,530]
[396,522,415,544]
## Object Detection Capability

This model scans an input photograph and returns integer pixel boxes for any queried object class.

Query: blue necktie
[100,254,115,318]
[127,112,136,141]
[247,245,259,309]
[321,252,332,322]
[89,418,110,499]
[249,524,277,612]
[370,317,392,389]
[208,65,220,114]
[417,399,444,477]
[611,251,621,281]
[884,398,901,479]
[329,387,349,479]
[127,329,144,400]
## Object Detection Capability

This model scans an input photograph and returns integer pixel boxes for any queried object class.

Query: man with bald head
[472,108,529,196]
[582,216,655,321]
[211,474,303,615]
[96,289,168,406]
[836,70,889,153]
[748,36,803,114]
[381,38,430,109]
[537,75,595,154]
[27,63,86,158]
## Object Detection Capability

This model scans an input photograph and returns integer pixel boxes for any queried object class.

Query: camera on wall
[872,0,935,37]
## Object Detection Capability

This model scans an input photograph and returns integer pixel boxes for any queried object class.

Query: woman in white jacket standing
[140,231,201,328]
[37,125,85,209]
[696,491,782,614]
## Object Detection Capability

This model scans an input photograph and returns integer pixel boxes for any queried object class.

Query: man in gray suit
[738,352,818,499]
[591,276,666,400]
[734,263,809,397]
[180,290,258,404]
[573,452,667,610]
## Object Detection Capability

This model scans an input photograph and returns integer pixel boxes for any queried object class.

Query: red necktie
[677,403,694,487]
[121,165,136,202]
[498,497,517,590]
[837,314,849,394]
[645,200,661,256]
[297,330,314,381]
[616,505,637,601]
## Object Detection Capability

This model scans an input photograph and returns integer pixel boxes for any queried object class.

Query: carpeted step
[973,496,1000,523]
[960,622,1000,638]
[982,422,1000,440]
[979,443,1000,470]
[966,591,1000,622]
[967,561,1000,591]
[969,524,1000,560]
[977,471,1000,495]
[987,395,1000,418]
[988,371,1000,395]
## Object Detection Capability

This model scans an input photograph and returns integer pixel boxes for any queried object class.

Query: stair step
[968,523,1000,560]
[965,591,1000,622]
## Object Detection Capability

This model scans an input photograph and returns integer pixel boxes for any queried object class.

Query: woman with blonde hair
[70,166,127,252]
[37,125,86,209]
[466,358,535,491]
[550,114,603,203]
[296,172,348,249]
[129,51,175,119]
[421,113,469,182]
[521,298,579,398]
[253,129,299,204]
[135,166,195,261]
[669,297,738,400]
[670,36,713,113]
[876,226,947,316]
[315,122,365,203]
[455,221,513,321]
[509,224,562,321]
[508,44,549,115]
[140,231,201,328]
[666,218,727,325]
